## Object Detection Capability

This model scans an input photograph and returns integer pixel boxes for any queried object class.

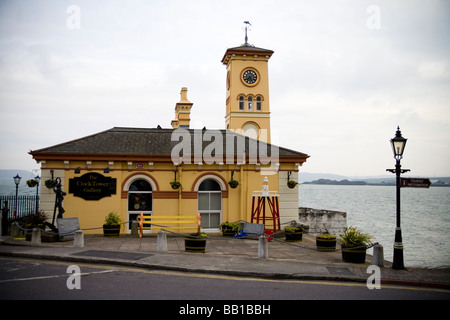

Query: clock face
[243,69,258,85]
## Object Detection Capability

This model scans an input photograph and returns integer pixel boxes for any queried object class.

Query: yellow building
[29,40,309,234]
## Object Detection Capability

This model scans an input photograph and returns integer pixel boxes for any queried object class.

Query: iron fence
[0,195,39,219]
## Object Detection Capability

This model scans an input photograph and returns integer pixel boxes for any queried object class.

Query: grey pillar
[258,234,268,259]
[157,230,168,253]
[31,228,41,246]
[73,230,84,248]
[11,222,20,237]
[372,243,384,267]
[131,220,138,236]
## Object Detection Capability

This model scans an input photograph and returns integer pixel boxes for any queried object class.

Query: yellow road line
[1,257,448,293]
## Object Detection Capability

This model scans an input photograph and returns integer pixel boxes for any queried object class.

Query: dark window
[239,96,244,110]
[256,96,262,111]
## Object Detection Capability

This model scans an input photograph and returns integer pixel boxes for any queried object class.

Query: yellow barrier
[138,213,201,238]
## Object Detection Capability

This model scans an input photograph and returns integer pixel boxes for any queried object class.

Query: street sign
[400,178,431,188]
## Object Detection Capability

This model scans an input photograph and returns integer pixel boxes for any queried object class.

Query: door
[127,179,152,231]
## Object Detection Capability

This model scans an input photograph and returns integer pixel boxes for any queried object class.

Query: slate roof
[221,44,274,64]
[30,127,309,163]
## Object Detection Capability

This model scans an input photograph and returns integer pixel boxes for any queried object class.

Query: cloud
[0,0,449,177]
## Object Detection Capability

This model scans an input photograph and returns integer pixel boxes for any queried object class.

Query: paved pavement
[1,232,449,290]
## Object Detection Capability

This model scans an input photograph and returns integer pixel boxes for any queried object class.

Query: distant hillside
[299,172,450,186]
[298,172,349,182]
[0,170,38,195]
[0,170,35,180]
[303,179,368,186]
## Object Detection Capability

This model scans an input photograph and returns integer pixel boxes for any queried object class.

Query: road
[0,257,448,303]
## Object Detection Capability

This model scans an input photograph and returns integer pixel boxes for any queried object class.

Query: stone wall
[298,207,347,236]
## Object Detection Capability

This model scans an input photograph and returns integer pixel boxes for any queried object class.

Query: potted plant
[185,232,208,253]
[316,232,337,251]
[287,180,298,189]
[285,226,303,241]
[23,211,47,230]
[338,226,373,263]
[228,179,239,189]
[170,181,181,190]
[23,211,53,241]
[219,222,239,236]
[103,212,122,237]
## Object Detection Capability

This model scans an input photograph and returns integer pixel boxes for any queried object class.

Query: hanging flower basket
[287,180,298,189]
[45,179,56,189]
[26,179,39,188]
[170,181,181,190]
[228,179,239,189]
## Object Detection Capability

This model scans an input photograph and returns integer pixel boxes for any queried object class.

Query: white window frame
[198,190,222,231]
[125,177,155,233]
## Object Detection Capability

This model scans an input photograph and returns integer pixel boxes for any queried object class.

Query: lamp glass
[13,174,22,185]
[390,127,407,159]
[392,140,406,157]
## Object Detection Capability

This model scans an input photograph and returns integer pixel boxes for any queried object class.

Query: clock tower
[221,29,274,143]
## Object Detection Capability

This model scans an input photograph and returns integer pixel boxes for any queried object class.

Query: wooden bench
[138,212,201,238]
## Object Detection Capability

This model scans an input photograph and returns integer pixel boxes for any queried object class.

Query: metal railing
[0,195,39,219]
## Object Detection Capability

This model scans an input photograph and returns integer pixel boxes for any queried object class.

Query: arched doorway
[127,179,153,231]
[198,179,222,231]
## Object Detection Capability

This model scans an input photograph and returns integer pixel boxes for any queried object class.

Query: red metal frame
[251,195,281,232]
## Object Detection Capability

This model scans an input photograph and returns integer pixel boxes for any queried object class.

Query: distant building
[29,39,309,234]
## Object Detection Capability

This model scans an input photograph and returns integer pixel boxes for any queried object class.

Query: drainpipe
[240,153,245,221]
[178,165,182,216]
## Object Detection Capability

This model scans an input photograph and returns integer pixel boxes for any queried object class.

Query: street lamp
[13,174,22,218]
[35,175,41,213]
[386,126,410,270]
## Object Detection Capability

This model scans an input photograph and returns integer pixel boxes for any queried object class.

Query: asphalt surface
[1,232,449,290]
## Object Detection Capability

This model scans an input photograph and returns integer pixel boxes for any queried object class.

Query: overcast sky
[0,0,449,177]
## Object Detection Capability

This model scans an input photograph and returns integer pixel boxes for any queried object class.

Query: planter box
[285,231,303,241]
[341,247,367,263]
[221,227,236,237]
[25,231,59,242]
[103,225,120,237]
[316,237,337,251]
[185,238,207,253]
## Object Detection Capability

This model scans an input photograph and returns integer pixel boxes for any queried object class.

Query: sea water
[299,184,450,268]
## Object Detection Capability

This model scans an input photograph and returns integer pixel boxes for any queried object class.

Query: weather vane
[243,21,252,46]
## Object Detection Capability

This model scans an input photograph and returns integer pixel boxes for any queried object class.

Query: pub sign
[69,172,117,200]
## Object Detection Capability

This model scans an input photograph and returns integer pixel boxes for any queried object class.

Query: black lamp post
[386,126,410,270]
[35,175,40,213]
[13,174,22,218]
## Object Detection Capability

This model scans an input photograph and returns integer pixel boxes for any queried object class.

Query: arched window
[242,122,259,140]
[198,179,222,230]
[239,96,244,111]
[248,96,253,111]
[127,179,152,230]
[256,96,262,111]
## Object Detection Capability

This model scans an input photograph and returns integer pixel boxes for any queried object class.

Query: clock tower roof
[221,44,274,65]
